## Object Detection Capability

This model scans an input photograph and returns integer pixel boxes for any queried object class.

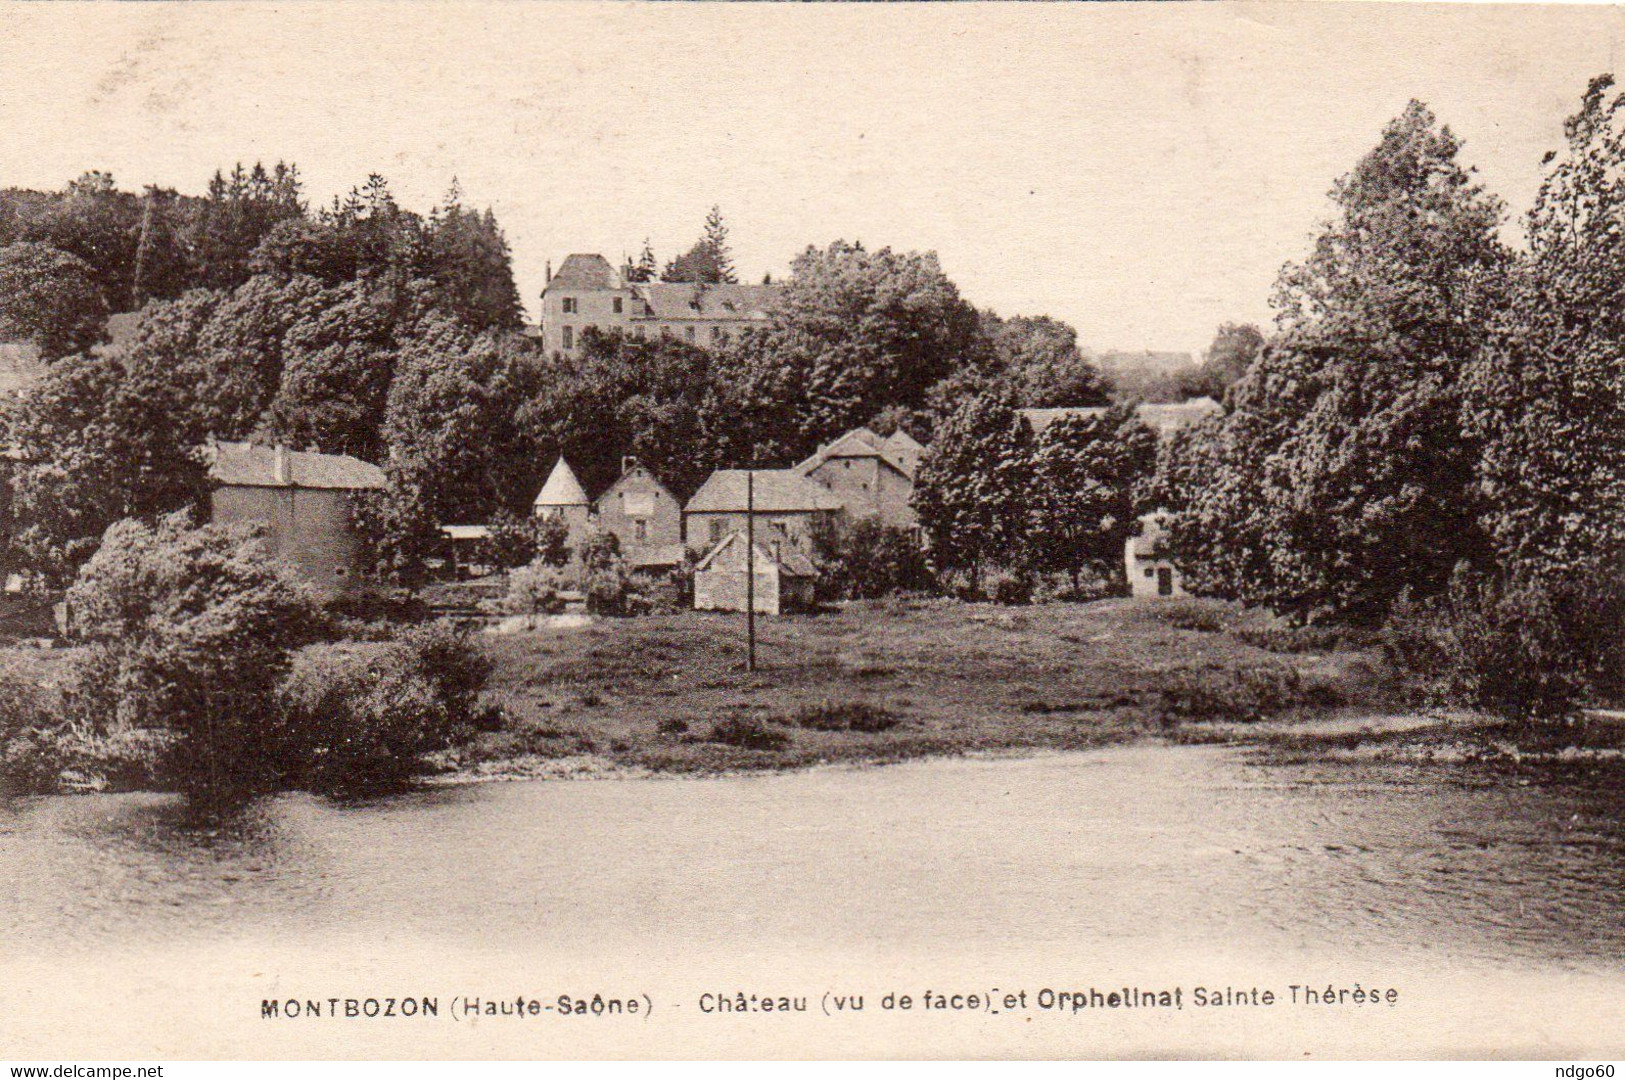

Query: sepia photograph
[0,0,1621,1064]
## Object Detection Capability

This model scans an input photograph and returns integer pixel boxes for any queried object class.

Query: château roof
[632,282,780,322]
[794,427,918,480]
[546,254,620,291]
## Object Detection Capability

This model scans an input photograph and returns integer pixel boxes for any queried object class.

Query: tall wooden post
[745,467,757,672]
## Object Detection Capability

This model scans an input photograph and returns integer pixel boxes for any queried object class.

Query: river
[1,744,1621,1057]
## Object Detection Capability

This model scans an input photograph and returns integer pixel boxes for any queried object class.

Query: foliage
[2,353,210,586]
[274,622,488,793]
[579,528,632,615]
[62,514,319,802]
[982,311,1110,408]
[479,508,543,571]
[1465,75,1625,587]
[1189,322,1264,401]
[794,700,900,733]
[1157,101,1508,623]
[1026,406,1157,592]
[913,392,1033,593]
[706,717,791,751]
[661,205,737,284]
[807,515,931,600]
[502,562,571,616]
[1155,661,1330,723]
[722,241,990,460]
[1381,565,1625,721]
[0,242,109,361]
[1152,598,1226,633]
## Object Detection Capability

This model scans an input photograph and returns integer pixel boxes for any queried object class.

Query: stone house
[683,469,844,553]
[794,427,924,528]
[205,441,386,598]
[692,531,816,615]
[538,253,781,355]
[592,460,685,571]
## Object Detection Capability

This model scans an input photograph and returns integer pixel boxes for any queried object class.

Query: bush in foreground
[706,717,791,751]
[794,700,900,733]
[1381,566,1624,721]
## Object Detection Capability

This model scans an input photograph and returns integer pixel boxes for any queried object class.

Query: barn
[692,531,816,615]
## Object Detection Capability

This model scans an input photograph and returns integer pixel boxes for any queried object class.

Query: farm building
[1125,513,1186,599]
[205,441,386,598]
[692,531,816,615]
[1020,397,1222,440]
[683,468,843,552]
[794,427,923,528]
[593,460,684,569]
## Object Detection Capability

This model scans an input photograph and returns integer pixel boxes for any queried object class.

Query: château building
[538,253,781,355]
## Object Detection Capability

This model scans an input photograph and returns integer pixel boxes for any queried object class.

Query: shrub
[808,516,933,601]
[985,566,1033,606]
[1234,624,1345,653]
[1154,599,1226,633]
[706,717,791,751]
[1156,662,1319,723]
[274,622,488,793]
[1381,566,1625,721]
[794,700,900,732]
[502,562,570,615]
[0,674,64,793]
[62,514,319,803]
[657,717,689,735]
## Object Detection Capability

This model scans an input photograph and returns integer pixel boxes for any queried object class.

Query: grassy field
[459,595,1393,776]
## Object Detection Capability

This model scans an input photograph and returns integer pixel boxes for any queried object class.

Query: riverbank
[6,594,1621,794]
[453,596,1394,778]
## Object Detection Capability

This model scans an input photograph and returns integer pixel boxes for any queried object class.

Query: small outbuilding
[693,531,816,615]
[1125,513,1186,599]
[593,459,683,564]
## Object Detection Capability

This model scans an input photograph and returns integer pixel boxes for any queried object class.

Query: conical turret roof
[533,456,590,508]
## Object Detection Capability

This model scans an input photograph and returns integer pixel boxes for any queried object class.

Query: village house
[532,456,592,553]
[204,441,386,598]
[537,253,781,355]
[692,530,816,615]
[683,468,843,553]
[794,427,924,528]
[592,459,685,571]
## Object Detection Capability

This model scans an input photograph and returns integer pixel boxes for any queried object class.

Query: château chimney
[273,445,292,485]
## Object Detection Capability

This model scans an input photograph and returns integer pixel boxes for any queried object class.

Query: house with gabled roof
[692,530,816,615]
[538,253,781,355]
[683,468,843,553]
[794,426,923,528]
[204,441,386,597]
[593,459,684,571]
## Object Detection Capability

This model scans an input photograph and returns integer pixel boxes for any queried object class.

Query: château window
[635,520,647,542]
[709,519,724,544]
[685,327,697,343]
[562,297,578,314]
[710,326,723,344]
[613,297,624,314]
[562,326,573,350]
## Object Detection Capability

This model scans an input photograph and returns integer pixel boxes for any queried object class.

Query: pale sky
[3,2,1623,355]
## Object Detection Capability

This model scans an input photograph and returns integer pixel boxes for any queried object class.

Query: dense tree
[1,353,208,585]
[1159,101,1508,622]
[1027,406,1158,592]
[729,241,989,459]
[982,311,1110,408]
[624,239,657,283]
[0,242,109,361]
[1188,322,1264,401]
[426,182,524,332]
[130,187,191,308]
[912,391,1033,594]
[188,162,305,292]
[661,206,737,284]
[1465,74,1625,585]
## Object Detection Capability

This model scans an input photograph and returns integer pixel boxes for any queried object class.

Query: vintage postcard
[0,0,1621,1063]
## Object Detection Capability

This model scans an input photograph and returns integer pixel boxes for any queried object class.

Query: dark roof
[633,283,780,322]
[546,254,620,291]
[205,441,386,490]
[795,427,917,480]
[686,469,844,514]
[627,543,686,570]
